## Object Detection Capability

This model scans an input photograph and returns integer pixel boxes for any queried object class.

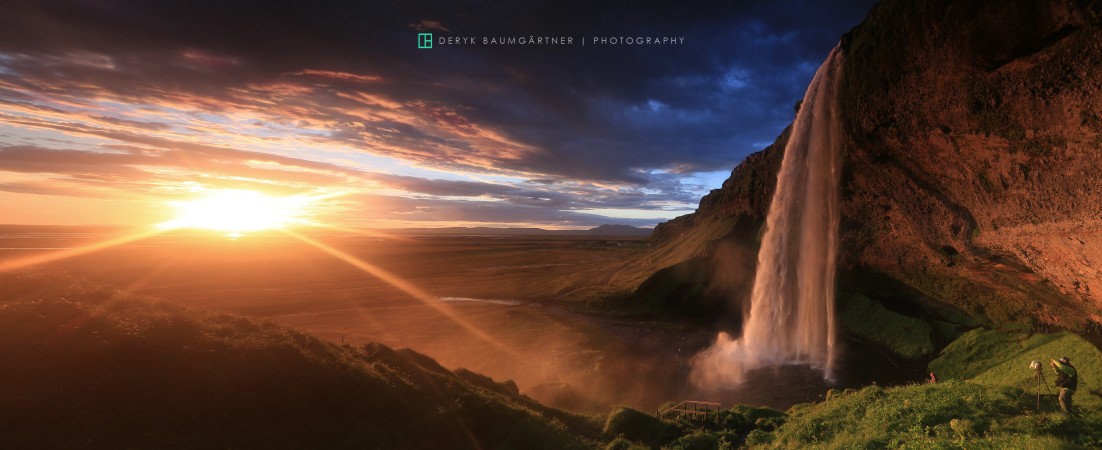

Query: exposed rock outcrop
[611,0,1102,329]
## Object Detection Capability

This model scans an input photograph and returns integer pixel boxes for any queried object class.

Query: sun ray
[116,251,187,297]
[286,218,415,242]
[0,227,167,272]
[279,228,522,361]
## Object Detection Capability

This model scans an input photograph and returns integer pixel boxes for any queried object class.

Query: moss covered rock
[840,293,936,359]
[602,406,677,446]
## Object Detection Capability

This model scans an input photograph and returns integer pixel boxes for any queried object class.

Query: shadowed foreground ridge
[0,273,596,450]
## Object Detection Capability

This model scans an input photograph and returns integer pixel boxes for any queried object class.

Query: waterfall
[692,45,844,386]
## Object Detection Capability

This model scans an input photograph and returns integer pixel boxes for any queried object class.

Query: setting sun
[158,189,312,233]
[11,1,1102,448]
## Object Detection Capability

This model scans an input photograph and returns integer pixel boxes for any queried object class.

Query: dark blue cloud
[388,0,878,181]
[0,0,874,177]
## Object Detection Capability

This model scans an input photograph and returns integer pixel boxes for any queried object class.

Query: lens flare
[158,189,313,233]
[0,227,166,272]
[280,228,522,361]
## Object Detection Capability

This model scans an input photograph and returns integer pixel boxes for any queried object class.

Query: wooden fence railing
[657,400,722,426]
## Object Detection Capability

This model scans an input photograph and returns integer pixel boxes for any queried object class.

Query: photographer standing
[1050,356,1078,414]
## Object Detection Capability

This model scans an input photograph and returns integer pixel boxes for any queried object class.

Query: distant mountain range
[0,224,653,238]
[378,224,652,237]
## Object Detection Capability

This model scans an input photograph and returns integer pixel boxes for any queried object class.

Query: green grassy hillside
[839,293,936,359]
[598,328,1102,449]
[747,329,1102,448]
[772,328,1102,448]
[749,328,1102,447]
[930,329,1102,411]
[750,380,1098,449]
[0,272,600,449]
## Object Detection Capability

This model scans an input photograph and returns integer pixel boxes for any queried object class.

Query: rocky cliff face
[615,0,1102,330]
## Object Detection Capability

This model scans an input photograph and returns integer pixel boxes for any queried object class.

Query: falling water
[692,45,845,387]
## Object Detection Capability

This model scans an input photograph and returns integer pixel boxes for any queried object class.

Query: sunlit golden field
[0,226,710,411]
[1,225,921,415]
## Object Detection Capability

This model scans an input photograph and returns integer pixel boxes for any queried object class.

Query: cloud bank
[0,0,874,227]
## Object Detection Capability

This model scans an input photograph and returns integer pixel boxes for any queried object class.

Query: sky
[0,0,876,229]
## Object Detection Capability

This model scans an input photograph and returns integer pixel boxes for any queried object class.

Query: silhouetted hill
[581,225,652,237]
[0,272,597,450]
[587,0,1102,332]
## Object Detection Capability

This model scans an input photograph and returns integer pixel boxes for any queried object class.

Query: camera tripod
[1020,367,1054,412]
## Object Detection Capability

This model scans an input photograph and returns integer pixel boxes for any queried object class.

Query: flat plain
[0,226,916,411]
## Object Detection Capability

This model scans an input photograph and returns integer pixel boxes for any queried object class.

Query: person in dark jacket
[1050,356,1078,414]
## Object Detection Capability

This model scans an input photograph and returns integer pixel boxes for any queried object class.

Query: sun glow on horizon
[158,189,316,233]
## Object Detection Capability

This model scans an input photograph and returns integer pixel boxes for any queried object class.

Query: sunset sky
[0,0,874,229]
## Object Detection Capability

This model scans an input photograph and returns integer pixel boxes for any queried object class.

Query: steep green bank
[930,329,1102,410]
[770,328,1102,448]
[602,328,1102,449]
[751,380,1100,448]
[748,329,1102,448]
[0,273,600,449]
[839,293,937,359]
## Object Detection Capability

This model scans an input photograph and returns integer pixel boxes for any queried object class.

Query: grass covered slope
[0,273,597,450]
[753,381,1092,449]
[839,293,936,359]
[602,328,1102,449]
[746,329,1102,449]
[930,329,1102,410]
[601,404,785,450]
